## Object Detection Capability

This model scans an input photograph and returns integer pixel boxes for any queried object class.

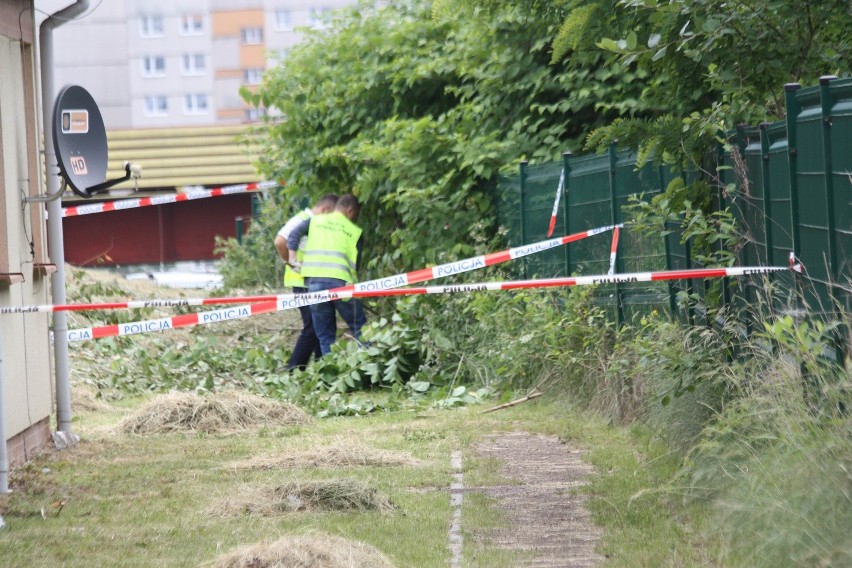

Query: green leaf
[597,37,621,52]
[408,381,431,393]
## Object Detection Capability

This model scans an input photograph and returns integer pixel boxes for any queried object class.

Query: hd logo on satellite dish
[70,156,88,175]
[61,109,89,134]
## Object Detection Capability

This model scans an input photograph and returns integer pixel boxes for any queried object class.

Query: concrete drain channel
[449,450,464,567]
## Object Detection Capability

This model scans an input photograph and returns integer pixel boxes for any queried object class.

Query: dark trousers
[287,287,322,370]
[306,277,366,356]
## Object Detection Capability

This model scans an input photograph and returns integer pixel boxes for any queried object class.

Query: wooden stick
[482,390,542,414]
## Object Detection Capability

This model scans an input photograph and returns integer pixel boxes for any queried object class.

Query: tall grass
[436,285,851,566]
[681,343,851,566]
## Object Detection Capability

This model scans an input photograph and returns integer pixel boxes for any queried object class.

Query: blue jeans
[306,277,367,356]
[287,287,322,371]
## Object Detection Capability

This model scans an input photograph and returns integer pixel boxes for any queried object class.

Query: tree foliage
[231,0,651,288]
[586,0,850,160]
[435,0,851,161]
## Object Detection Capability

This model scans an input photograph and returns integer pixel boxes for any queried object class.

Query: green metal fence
[496,77,852,325]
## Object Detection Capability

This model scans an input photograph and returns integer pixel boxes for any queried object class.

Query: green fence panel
[522,161,568,278]
[564,153,612,276]
[794,83,834,309]
[764,120,799,306]
[827,78,852,312]
[613,150,670,319]
[494,78,851,326]
[734,125,768,267]
[765,122,794,261]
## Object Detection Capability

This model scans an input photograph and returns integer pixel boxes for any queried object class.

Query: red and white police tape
[61,181,279,218]
[607,226,620,275]
[546,169,564,238]
[1,224,622,315]
[64,265,796,342]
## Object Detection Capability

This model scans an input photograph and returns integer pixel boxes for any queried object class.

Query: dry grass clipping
[217,479,395,516]
[228,441,422,471]
[211,533,395,568]
[71,383,114,413]
[120,391,310,435]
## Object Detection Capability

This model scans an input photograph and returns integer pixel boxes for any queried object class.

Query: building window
[240,27,263,45]
[182,54,206,75]
[144,95,168,116]
[184,93,209,115]
[141,56,166,77]
[275,9,293,31]
[180,13,204,35]
[245,107,267,122]
[308,8,331,29]
[139,15,164,38]
[243,68,264,85]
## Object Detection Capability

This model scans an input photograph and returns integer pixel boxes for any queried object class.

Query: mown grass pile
[211,533,395,568]
[216,479,395,517]
[120,391,310,434]
[228,440,422,470]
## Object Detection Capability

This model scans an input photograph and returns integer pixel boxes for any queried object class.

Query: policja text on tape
[56,224,623,341]
[3,224,622,315]
[65,264,794,342]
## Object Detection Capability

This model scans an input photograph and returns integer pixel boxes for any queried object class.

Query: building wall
[62,193,254,265]
[0,1,55,465]
[52,0,365,130]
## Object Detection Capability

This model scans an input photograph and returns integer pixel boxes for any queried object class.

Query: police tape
[65,302,278,342]
[607,226,620,276]
[546,169,564,238]
[63,264,794,342]
[2,223,622,315]
[344,222,621,293]
[60,181,279,218]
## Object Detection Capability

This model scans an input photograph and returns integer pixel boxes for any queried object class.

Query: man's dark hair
[336,193,361,216]
[316,194,338,209]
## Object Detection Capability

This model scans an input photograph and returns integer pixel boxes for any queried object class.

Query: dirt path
[473,431,603,567]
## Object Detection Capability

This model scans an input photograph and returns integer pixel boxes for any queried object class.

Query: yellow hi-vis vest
[283,209,312,288]
[301,211,362,283]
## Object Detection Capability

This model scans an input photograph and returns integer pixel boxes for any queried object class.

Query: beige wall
[0,2,55,464]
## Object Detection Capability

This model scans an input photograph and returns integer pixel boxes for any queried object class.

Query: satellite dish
[52,85,138,198]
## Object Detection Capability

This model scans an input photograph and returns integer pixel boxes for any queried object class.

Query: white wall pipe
[0,324,9,493]
[39,0,91,436]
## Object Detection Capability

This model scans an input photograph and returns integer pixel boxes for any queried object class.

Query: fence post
[818,76,845,364]
[715,136,732,307]
[663,220,679,320]
[608,142,624,326]
[519,160,529,279]
[561,151,572,277]
[759,122,774,265]
[819,76,839,284]
[684,235,696,325]
[784,84,802,259]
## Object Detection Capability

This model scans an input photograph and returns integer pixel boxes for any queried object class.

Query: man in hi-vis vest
[274,194,338,370]
[286,194,365,356]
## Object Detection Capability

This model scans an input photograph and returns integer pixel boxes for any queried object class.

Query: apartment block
[52,0,361,130]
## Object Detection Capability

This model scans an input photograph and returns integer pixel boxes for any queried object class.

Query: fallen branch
[481,390,542,414]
